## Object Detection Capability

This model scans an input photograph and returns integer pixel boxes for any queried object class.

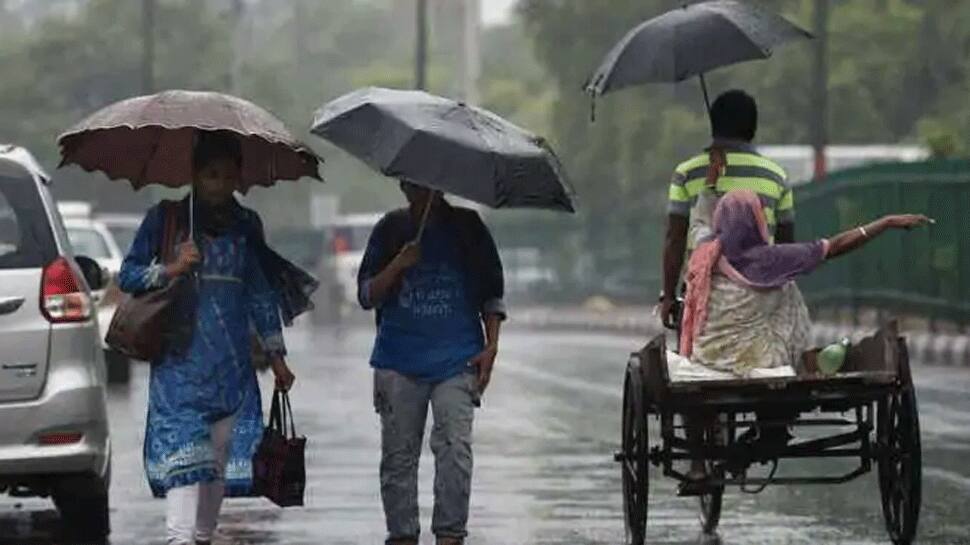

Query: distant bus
[758,145,929,186]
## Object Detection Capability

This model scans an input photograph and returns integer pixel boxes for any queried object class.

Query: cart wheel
[699,486,723,534]
[877,387,922,545]
[621,364,649,545]
[699,417,727,534]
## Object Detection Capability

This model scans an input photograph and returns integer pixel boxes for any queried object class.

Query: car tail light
[40,257,92,323]
[39,432,84,446]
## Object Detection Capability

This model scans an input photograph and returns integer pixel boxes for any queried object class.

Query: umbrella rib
[468,111,504,205]
[229,104,255,186]
[136,127,163,187]
[672,17,681,81]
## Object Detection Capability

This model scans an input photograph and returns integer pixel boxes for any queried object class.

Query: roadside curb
[514,309,970,367]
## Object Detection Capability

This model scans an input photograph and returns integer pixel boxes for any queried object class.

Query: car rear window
[66,227,112,259]
[0,175,57,269]
[106,224,138,253]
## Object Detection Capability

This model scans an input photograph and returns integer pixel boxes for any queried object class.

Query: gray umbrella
[310,87,574,213]
[585,0,812,111]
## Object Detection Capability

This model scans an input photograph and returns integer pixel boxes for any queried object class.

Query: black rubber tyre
[621,364,649,545]
[877,388,922,545]
[698,413,730,534]
[698,437,724,533]
[53,472,110,543]
[699,489,723,534]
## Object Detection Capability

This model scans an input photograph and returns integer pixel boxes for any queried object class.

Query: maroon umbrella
[57,89,322,191]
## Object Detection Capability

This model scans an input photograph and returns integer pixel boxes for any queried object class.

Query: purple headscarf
[714,191,827,289]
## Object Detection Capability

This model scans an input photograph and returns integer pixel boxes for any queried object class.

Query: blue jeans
[373,368,480,543]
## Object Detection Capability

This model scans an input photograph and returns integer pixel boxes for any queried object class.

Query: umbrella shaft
[414,191,437,243]
[189,185,195,238]
[699,73,712,114]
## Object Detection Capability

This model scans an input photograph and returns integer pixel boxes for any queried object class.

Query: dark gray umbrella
[585,0,812,111]
[310,87,574,213]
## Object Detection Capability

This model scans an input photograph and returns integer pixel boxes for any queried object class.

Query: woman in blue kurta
[118,131,297,545]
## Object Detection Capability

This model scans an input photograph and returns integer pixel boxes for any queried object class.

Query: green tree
[0,0,236,211]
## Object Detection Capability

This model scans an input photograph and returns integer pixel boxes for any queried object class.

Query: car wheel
[104,349,131,384]
[53,472,110,542]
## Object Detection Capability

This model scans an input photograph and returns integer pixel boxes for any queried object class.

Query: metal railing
[795,160,970,324]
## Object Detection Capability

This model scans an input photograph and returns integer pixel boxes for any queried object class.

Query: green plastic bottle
[817,338,850,376]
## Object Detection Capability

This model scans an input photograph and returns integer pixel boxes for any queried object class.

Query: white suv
[60,207,132,384]
[0,145,111,540]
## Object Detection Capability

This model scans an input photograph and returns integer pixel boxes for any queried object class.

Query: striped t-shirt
[668,142,793,246]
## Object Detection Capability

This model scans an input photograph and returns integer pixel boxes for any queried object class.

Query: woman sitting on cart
[680,189,929,374]
[678,189,929,484]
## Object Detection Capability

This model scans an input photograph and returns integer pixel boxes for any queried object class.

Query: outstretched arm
[826,214,931,259]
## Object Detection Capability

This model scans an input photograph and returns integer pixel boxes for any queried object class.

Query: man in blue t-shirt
[358,180,506,545]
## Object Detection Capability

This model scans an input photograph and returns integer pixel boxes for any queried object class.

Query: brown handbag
[105,203,187,362]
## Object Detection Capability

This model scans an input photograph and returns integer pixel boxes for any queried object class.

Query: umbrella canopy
[585,0,812,97]
[311,87,574,213]
[58,90,322,191]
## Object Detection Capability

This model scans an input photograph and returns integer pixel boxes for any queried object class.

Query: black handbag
[105,202,188,361]
[252,390,307,507]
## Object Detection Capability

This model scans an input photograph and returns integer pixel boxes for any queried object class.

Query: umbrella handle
[188,184,200,287]
[189,184,195,239]
[413,190,437,243]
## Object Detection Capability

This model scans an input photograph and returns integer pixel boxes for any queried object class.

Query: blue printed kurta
[118,203,286,498]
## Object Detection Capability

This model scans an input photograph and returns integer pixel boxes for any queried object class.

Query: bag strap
[268,389,298,439]
[268,389,284,433]
[158,202,180,264]
[280,390,297,439]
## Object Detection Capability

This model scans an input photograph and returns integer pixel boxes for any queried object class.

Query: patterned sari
[690,275,813,375]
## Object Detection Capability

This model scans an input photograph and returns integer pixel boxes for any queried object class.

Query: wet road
[2,323,970,544]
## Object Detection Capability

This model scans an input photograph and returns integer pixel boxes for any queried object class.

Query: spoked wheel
[699,419,727,534]
[699,484,723,535]
[877,387,922,545]
[620,365,649,545]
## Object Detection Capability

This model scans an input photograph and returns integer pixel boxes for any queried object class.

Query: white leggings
[166,414,236,545]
